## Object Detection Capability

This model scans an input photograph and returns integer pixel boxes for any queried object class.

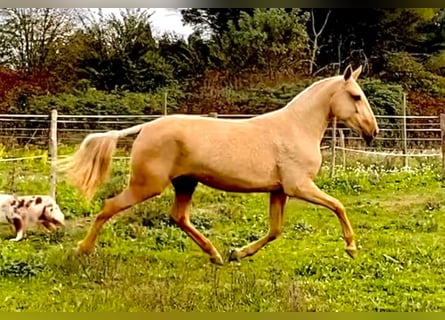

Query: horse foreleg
[289,180,357,258]
[171,190,224,266]
[229,191,287,262]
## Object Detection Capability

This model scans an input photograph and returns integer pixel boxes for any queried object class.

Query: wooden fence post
[339,128,346,167]
[440,114,445,177]
[330,117,337,177]
[402,92,408,168]
[49,109,58,199]
[163,91,168,116]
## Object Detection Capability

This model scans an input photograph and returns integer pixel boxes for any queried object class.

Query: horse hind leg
[170,176,224,266]
[229,190,287,262]
[76,176,167,255]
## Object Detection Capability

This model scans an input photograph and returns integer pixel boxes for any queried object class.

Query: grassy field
[0,146,445,311]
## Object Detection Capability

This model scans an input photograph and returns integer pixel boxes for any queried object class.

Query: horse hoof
[210,255,224,266]
[228,249,242,262]
[76,241,94,255]
[345,246,358,259]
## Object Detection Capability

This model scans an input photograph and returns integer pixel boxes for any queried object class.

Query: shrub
[28,86,185,115]
[383,51,445,96]
[360,79,404,116]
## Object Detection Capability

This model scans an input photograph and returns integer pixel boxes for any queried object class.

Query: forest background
[1,8,445,117]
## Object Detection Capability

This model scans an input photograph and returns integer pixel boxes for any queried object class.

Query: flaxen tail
[57,123,146,201]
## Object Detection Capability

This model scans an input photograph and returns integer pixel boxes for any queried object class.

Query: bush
[383,51,445,96]
[28,86,185,115]
[425,51,445,77]
[222,82,309,114]
[221,77,403,116]
[360,79,404,116]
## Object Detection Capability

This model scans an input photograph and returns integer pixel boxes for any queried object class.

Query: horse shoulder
[275,138,322,180]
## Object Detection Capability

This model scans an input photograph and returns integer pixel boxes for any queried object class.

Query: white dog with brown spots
[0,194,65,241]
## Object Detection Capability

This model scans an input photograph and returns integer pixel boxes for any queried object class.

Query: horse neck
[284,77,340,142]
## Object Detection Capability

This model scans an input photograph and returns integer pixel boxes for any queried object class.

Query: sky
[99,8,194,38]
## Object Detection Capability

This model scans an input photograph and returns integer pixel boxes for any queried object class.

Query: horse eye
[352,94,361,101]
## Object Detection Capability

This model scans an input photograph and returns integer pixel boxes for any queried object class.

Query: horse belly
[191,160,281,193]
[198,177,281,193]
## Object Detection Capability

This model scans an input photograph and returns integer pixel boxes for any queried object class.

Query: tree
[210,8,309,79]
[72,8,174,92]
[376,8,439,54]
[180,8,254,36]
[158,32,211,81]
[307,9,331,75]
[302,9,384,76]
[0,8,80,73]
[304,9,442,76]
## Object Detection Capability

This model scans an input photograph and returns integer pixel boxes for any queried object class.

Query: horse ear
[352,65,363,80]
[343,65,353,81]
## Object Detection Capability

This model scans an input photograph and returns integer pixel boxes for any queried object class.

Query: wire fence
[0,112,442,151]
[1,111,444,196]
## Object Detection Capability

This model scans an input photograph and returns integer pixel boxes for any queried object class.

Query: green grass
[0,146,445,311]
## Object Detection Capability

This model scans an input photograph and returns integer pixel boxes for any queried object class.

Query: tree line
[0,8,444,116]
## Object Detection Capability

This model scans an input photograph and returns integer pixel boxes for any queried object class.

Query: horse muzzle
[363,128,379,146]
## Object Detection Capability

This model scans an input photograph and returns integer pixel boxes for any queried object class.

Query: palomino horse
[58,65,379,265]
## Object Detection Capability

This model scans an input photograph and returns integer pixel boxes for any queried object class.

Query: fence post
[402,92,408,168]
[208,112,218,118]
[49,109,58,199]
[330,117,337,177]
[441,114,445,176]
[163,91,168,116]
[339,128,346,167]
